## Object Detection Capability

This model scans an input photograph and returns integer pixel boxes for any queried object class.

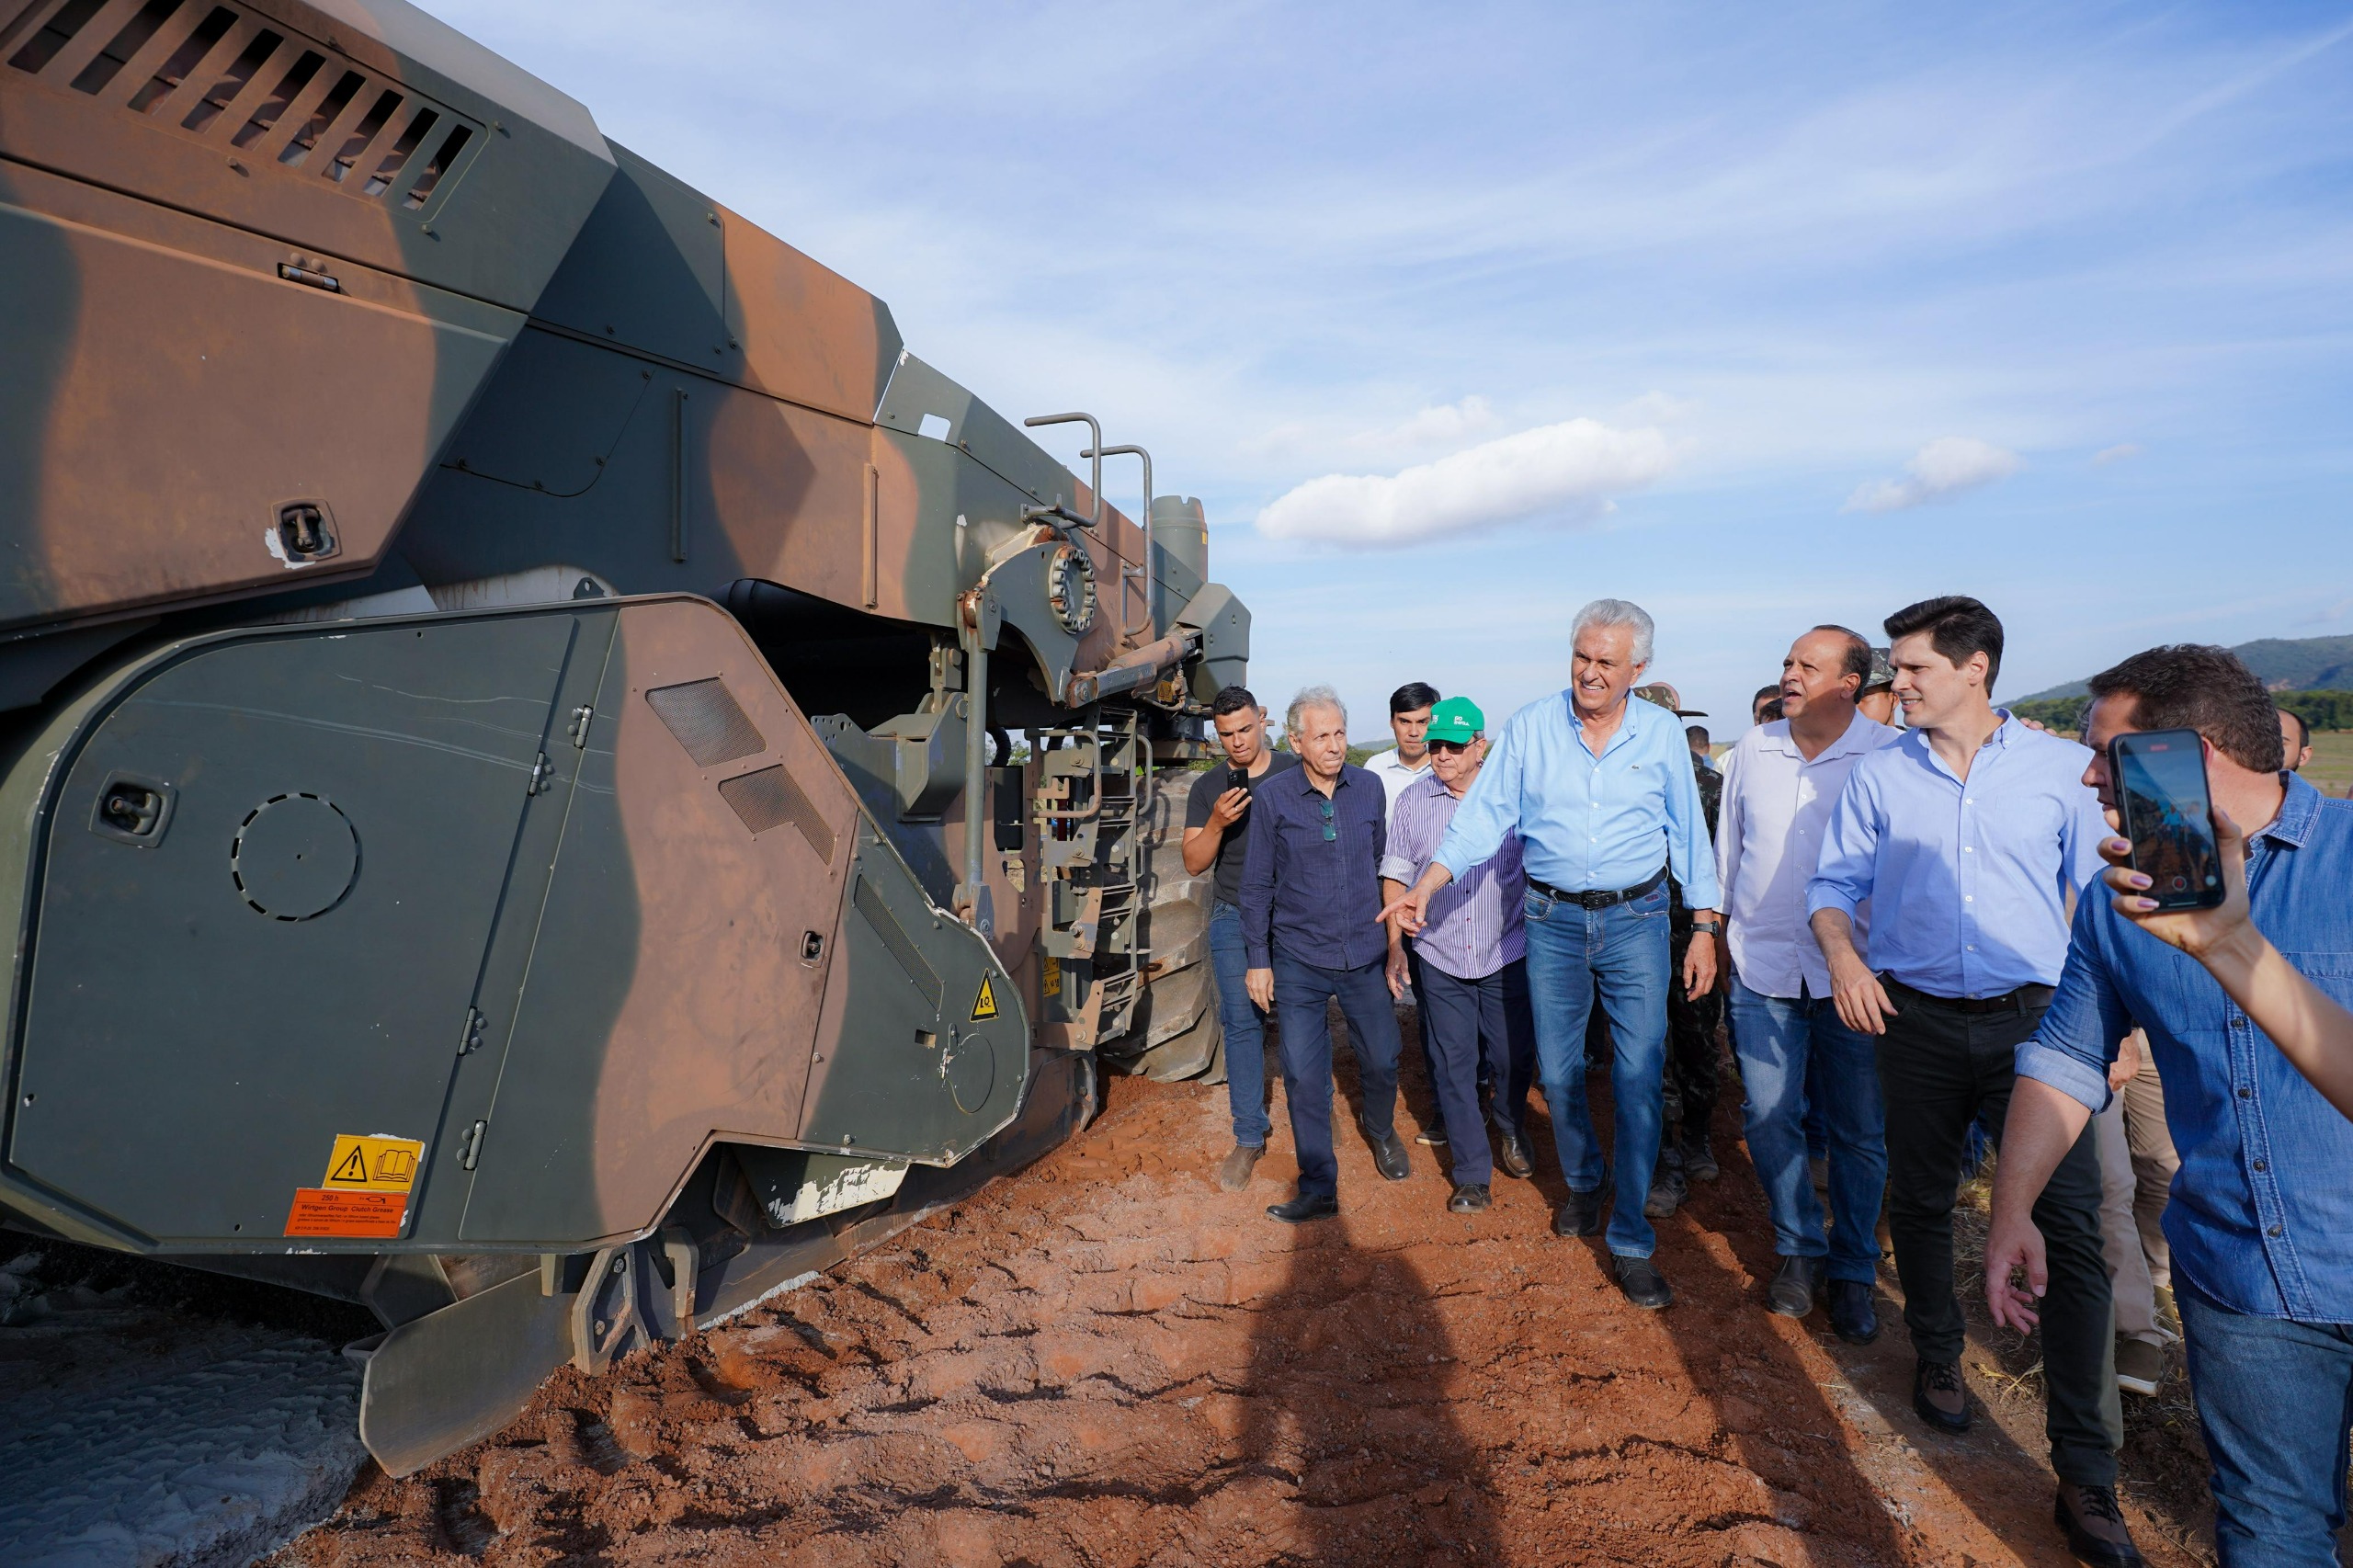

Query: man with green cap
[1380,696,1538,1211]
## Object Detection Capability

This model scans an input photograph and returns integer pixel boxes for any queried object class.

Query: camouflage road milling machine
[0,0,1251,1473]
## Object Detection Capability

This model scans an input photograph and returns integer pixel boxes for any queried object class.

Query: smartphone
[1226,767,1252,798]
[2108,728,2225,911]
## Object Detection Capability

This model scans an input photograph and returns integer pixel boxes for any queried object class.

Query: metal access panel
[6,613,578,1245]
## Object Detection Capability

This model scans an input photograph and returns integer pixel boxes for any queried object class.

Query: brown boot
[1216,1143,1263,1191]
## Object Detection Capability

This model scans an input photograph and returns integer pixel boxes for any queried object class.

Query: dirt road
[273,1033,2211,1567]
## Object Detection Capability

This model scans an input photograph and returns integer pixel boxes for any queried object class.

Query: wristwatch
[1688,919,1722,934]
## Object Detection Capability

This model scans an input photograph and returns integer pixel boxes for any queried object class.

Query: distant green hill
[2018,634,2353,702]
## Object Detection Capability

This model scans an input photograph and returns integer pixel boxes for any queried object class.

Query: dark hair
[2281,707,2311,751]
[1758,698,1785,722]
[2085,646,2283,773]
[1884,596,2004,694]
[1752,684,1780,706]
[1391,681,1440,715]
[1211,685,1260,719]
[1686,725,1711,747]
[1811,623,1873,687]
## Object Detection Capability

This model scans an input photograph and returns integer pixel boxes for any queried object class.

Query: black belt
[1526,866,1666,909]
[1882,974,2054,1016]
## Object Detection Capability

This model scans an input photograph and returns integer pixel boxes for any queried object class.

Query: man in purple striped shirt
[1380,697,1537,1212]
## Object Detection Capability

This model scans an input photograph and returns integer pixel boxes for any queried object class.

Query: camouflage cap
[1862,647,1897,693]
[1633,682,1706,718]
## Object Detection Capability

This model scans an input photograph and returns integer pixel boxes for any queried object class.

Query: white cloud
[1255,418,1675,547]
[1344,395,1497,455]
[1843,436,2021,513]
[2092,442,2143,465]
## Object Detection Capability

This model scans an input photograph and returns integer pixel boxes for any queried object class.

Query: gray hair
[1284,683,1347,736]
[1572,597,1655,666]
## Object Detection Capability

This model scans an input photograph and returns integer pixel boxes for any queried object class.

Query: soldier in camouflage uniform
[1634,683,1724,1219]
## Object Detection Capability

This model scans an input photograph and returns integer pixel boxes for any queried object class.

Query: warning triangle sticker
[970,973,999,1021]
[329,1146,369,1184]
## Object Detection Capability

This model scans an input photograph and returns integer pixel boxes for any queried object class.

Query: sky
[419,0,2353,737]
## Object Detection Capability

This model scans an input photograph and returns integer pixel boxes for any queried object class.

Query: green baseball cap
[1426,695,1484,744]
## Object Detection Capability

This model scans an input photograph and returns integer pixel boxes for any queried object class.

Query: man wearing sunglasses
[1242,686,1413,1222]
[1381,697,1537,1212]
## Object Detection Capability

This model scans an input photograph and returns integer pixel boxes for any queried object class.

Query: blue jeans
[1270,950,1404,1200]
[2179,1280,2353,1565]
[1520,879,1672,1257]
[1726,978,1887,1283]
[1208,902,1271,1148]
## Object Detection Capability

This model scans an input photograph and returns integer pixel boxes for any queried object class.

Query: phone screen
[2110,729,2224,911]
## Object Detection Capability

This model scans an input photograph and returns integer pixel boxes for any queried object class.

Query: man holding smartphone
[1805,596,2131,1564]
[1184,686,1300,1190]
[1991,644,2353,1566]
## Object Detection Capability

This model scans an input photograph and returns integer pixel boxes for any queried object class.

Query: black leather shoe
[1552,1184,1608,1237]
[1826,1278,1880,1344]
[1358,1119,1411,1181]
[1495,1133,1533,1180]
[1681,1137,1720,1183]
[1765,1255,1822,1318]
[2054,1483,2144,1566]
[1643,1166,1687,1220]
[1448,1183,1491,1213]
[1611,1255,1673,1310]
[1267,1193,1339,1225]
[1912,1358,1971,1434]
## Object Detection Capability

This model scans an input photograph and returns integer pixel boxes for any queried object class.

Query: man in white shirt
[1364,682,1439,821]
[1716,625,1897,1341]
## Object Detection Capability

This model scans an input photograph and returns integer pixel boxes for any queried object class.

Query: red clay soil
[274,1034,2211,1568]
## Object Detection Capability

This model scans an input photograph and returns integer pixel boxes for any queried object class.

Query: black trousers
[1663,922,1722,1146]
[1417,958,1537,1185]
[1876,983,2120,1487]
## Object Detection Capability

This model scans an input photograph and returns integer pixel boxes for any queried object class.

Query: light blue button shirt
[1805,714,2107,997]
[1436,691,1719,908]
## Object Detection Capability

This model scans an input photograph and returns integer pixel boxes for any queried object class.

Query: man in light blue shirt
[1804,596,2132,1565]
[1382,598,1718,1310]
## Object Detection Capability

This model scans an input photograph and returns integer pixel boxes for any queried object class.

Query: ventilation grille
[3,0,482,210]
[853,875,939,1013]
[717,764,835,864]
[644,677,765,769]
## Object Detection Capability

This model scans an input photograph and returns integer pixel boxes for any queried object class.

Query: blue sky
[420,1,2353,735]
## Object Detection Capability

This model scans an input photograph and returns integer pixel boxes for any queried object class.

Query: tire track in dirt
[273,1028,2200,1567]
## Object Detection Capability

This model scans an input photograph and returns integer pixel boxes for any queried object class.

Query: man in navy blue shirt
[1241,685,1411,1222]
[1992,644,2353,1566]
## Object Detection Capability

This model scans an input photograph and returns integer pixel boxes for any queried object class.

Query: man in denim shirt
[1241,686,1411,1223]
[1991,644,2353,1567]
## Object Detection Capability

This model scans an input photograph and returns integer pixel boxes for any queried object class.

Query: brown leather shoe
[2054,1482,2143,1566]
[1215,1142,1263,1192]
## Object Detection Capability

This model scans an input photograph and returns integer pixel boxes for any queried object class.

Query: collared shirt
[1717,710,1900,999]
[1435,690,1720,908]
[2017,776,2353,1322]
[1239,762,1390,971]
[1806,714,2106,997]
[1380,770,1525,981]
[1363,748,1434,824]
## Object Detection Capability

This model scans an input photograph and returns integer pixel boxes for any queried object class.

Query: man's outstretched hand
[1376,864,1454,937]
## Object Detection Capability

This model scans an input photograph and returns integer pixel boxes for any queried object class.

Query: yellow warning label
[971,973,1000,1021]
[1040,956,1062,997]
[321,1134,424,1193]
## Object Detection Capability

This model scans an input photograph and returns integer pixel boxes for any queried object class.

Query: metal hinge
[566,704,595,749]
[457,1119,487,1170]
[527,751,551,794]
[457,1006,485,1056]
